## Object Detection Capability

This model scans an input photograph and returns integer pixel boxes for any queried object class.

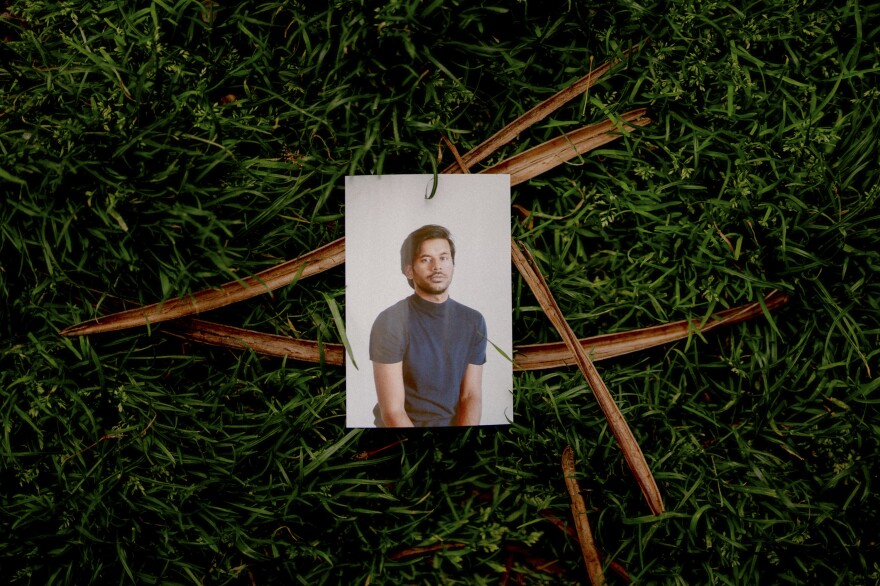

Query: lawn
[2,0,879,584]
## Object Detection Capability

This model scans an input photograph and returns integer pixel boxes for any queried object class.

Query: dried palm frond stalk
[161,291,788,371]
[562,446,606,585]
[166,318,347,365]
[480,109,650,186]
[442,44,639,173]
[514,290,789,369]
[512,240,664,515]
[60,238,346,337]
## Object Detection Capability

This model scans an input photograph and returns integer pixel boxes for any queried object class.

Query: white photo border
[344,174,514,428]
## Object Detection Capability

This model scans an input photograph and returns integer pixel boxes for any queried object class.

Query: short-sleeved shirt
[370,294,487,427]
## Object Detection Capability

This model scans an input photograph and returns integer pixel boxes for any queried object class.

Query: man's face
[405,238,454,298]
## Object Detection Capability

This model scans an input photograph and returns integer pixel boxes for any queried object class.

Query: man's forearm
[455,395,482,426]
[373,361,413,427]
[455,364,483,426]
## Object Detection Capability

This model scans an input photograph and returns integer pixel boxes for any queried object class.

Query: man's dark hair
[400,224,456,289]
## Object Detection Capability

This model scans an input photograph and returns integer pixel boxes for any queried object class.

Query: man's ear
[403,264,413,279]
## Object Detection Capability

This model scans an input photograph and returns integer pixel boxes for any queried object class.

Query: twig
[352,438,408,460]
[440,134,470,174]
[388,542,466,561]
[61,433,127,465]
[502,543,570,580]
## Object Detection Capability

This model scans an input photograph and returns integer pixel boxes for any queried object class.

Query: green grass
[2,0,879,583]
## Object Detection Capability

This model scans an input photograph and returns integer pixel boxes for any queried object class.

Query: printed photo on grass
[345,174,513,428]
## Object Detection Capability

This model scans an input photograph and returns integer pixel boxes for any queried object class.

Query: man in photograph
[369,224,487,427]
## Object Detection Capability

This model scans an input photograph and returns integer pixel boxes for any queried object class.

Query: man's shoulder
[372,297,411,327]
[447,298,485,323]
[379,296,411,315]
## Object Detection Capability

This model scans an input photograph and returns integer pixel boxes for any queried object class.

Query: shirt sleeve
[469,314,488,365]
[369,307,406,364]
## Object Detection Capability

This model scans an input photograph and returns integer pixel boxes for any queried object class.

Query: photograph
[345,174,513,428]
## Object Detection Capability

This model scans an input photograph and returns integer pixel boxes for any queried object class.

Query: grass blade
[323,291,357,370]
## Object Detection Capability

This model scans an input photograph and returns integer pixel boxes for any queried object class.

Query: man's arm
[454,363,483,426]
[373,361,414,427]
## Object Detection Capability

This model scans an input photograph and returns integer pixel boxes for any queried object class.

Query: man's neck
[413,289,449,304]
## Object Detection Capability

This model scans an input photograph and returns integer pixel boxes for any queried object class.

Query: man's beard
[419,274,450,294]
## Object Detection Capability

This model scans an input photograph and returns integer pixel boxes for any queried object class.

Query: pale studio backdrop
[345,174,514,428]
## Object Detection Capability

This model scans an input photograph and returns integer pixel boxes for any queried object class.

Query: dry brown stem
[514,290,790,369]
[388,542,467,561]
[160,292,788,372]
[512,239,664,516]
[61,238,345,337]
[441,46,638,173]
[562,446,605,585]
[481,110,650,186]
[166,318,346,365]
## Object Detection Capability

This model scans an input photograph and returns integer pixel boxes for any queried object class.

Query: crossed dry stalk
[514,241,663,515]
[62,46,789,529]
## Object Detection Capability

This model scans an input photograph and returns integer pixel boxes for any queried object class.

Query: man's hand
[455,363,483,426]
[373,361,414,427]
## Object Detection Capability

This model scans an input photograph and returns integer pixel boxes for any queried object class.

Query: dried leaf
[512,239,664,516]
